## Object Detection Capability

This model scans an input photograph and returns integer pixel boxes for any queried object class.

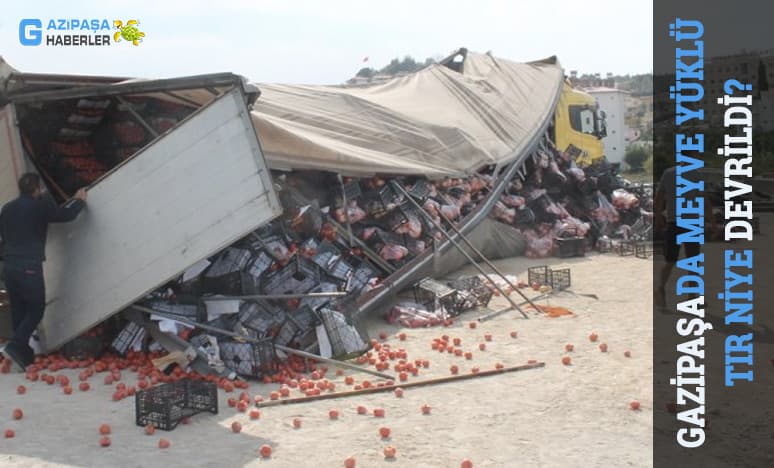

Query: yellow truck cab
[553,81,607,167]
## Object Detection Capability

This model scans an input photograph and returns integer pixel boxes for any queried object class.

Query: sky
[0,0,653,85]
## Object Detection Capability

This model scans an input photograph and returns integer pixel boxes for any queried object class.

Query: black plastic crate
[616,240,636,256]
[318,307,369,359]
[527,266,571,291]
[237,300,284,338]
[244,251,274,282]
[346,258,378,294]
[550,268,572,290]
[413,278,456,314]
[275,306,321,348]
[62,335,104,361]
[111,321,146,356]
[377,184,402,207]
[261,256,320,295]
[555,237,585,258]
[635,241,654,259]
[406,179,431,201]
[219,340,279,378]
[299,282,340,311]
[527,266,551,288]
[448,276,494,312]
[135,379,218,431]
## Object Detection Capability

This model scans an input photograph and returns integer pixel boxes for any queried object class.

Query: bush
[624,146,650,171]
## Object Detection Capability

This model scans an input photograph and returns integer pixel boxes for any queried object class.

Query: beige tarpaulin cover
[250,52,564,178]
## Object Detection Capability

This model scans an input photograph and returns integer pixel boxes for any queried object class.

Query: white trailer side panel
[0,105,25,204]
[40,88,281,351]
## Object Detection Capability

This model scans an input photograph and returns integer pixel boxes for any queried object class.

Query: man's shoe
[1,344,27,372]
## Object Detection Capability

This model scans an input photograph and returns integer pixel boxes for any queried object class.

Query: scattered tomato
[63,386,73,395]
[99,424,111,435]
[398,333,406,341]
[599,343,608,353]
[231,421,242,433]
[345,456,356,468]
[356,405,367,415]
[461,459,473,468]
[589,332,598,342]
[468,322,477,329]
[421,404,431,415]
[379,426,391,438]
[510,331,518,338]
[565,343,574,352]
[145,424,156,435]
[79,382,90,392]
[383,446,397,459]
[450,365,459,375]
[394,387,404,398]
[329,409,339,420]
[478,343,486,351]
[292,418,302,429]
[99,436,110,447]
[373,408,385,418]
[158,438,171,449]
[249,410,260,420]
[561,356,572,366]
[630,400,641,411]
[624,350,631,358]
[12,409,22,420]
[259,444,272,458]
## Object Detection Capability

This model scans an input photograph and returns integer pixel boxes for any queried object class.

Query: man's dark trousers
[3,262,44,365]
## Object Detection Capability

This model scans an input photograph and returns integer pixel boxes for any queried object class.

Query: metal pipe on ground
[390,181,530,319]
[256,361,545,407]
[131,305,394,380]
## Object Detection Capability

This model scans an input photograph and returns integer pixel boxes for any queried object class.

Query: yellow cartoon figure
[113,20,145,46]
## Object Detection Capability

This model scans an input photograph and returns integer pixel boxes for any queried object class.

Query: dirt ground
[0,253,652,468]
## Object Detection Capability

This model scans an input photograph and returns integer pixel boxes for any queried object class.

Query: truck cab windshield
[569,104,607,140]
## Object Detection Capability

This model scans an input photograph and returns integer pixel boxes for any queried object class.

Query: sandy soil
[0,253,652,468]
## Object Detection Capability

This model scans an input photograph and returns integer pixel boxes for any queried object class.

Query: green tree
[356,67,375,78]
[624,146,650,171]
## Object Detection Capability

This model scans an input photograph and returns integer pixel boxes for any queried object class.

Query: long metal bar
[257,361,545,407]
[434,210,541,312]
[116,96,159,138]
[391,181,530,319]
[131,305,393,380]
[200,292,347,302]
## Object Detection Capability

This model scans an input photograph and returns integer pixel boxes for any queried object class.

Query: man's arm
[45,188,87,223]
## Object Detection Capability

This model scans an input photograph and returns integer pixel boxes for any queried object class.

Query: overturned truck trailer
[0,49,565,356]
[0,65,282,351]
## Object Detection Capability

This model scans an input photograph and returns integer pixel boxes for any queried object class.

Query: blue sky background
[0,0,653,84]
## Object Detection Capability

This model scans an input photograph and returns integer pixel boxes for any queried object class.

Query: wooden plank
[39,88,282,351]
[256,362,545,407]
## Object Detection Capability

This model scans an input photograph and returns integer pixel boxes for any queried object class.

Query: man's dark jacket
[0,194,85,267]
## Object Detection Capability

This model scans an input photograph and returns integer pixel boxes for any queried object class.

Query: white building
[585,87,629,166]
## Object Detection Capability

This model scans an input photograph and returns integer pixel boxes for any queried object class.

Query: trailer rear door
[37,86,281,350]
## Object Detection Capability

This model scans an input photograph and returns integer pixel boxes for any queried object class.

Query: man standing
[0,173,87,370]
